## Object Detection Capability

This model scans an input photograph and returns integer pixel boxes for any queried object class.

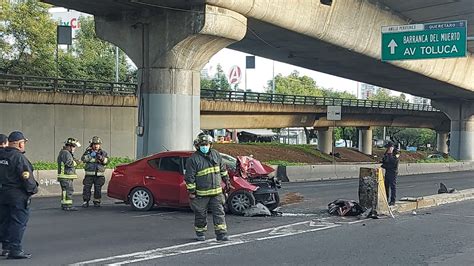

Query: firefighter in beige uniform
[57,138,81,211]
[185,134,232,241]
[81,136,108,208]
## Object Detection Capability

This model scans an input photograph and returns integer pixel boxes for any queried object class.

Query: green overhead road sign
[381,20,467,61]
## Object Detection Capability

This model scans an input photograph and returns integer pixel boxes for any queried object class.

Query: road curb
[392,188,474,213]
[284,162,474,182]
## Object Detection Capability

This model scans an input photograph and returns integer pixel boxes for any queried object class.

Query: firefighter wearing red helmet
[185,134,232,241]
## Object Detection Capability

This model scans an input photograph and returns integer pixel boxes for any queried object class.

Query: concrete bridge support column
[317,127,333,154]
[94,5,246,157]
[358,127,373,155]
[433,101,474,161]
[436,131,449,154]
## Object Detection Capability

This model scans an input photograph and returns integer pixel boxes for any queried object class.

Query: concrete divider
[34,169,113,198]
[393,188,474,213]
[285,162,474,182]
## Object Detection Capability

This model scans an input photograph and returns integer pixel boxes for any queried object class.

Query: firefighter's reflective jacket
[57,148,78,179]
[81,148,108,176]
[185,149,229,197]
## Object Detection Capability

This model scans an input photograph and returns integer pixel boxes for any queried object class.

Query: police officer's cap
[0,134,7,144]
[384,141,394,148]
[8,131,28,142]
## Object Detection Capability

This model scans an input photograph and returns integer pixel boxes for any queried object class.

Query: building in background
[358,83,379,99]
[412,96,431,105]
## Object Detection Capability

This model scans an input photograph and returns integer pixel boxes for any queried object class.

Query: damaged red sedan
[107,151,280,215]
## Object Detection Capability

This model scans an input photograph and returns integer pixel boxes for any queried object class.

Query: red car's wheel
[228,190,255,215]
[129,187,154,211]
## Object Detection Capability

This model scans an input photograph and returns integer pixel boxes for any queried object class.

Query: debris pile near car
[327,199,365,216]
[438,182,456,194]
[243,203,272,217]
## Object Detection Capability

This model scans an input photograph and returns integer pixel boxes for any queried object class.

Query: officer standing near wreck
[0,131,38,259]
[381,141,400,206]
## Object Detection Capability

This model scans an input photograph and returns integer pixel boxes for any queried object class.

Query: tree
[368,88,408,103]
[0,0,56,76]
[266,71,324,97]
[71,17,134,81]
[373,127,436,149]
[1,2,135,81]
[321,89,356,99]
[200,64,231,90]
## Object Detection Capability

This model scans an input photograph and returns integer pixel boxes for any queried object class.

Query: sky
[204,48,359,95]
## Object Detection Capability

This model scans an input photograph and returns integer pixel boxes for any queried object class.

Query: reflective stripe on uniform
[196,166,220,177]
[195,226,208,232]
[186,183,196,190]
[85,171,105,176]
[214,224,227,231]
[61,191,72,205]
[220,171,228,177]
[57,174,78,179]
[196,187,222,196]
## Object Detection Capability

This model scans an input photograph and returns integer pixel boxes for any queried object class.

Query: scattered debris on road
[280,192,304,205]
[438,182,456,194]
[328,199,364,217]
[243,203,271,217]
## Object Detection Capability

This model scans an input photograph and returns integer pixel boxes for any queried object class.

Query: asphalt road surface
[1,171,473,265]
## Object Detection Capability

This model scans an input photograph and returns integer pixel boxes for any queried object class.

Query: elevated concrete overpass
[1,74,449,158]
[40,0,474,160]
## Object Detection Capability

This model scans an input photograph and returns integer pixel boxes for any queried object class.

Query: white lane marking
[131,211,178,218]
[71,220,333,266]
[108,224,340,265]
[283,181,356,189]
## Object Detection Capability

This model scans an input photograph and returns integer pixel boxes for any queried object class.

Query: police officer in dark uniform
[0,131,38,259]
[0,134,8,148]
[381,141,400,206]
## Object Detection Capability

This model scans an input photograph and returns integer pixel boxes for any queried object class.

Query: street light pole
[115,46,119,82]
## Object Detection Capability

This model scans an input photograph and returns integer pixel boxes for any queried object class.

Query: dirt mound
[214,143,429,164]
[214,144,329,164]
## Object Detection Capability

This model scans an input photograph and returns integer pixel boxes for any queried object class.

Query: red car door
[145,156,185,205]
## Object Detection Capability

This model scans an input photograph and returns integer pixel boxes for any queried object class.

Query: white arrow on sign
[388,39,398,54]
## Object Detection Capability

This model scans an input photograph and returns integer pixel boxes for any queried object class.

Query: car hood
[237,156,274,178]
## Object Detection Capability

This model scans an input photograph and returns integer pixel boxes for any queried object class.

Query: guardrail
[0,74,137,95]
[0,74,437,111]
[201,89,438,112]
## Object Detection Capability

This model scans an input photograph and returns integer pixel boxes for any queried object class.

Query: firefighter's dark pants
[0,188,30,253]
[83,175,105,203]
[190,194,227,236]
[58,179,74,207]
[384,173,397,204]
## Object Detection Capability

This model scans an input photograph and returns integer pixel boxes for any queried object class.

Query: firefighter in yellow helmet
[185,134,232,241]
[81,136,108,208]
[57,138,81,211]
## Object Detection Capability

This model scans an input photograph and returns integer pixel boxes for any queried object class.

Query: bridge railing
[0,74,437,111]
[200,89,438,112]
[0,74,137,95]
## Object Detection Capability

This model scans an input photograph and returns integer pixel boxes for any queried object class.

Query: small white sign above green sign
[381,20,467,61]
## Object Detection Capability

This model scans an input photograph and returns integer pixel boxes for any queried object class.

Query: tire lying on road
[129,187,154,211]
[227,190,256,215]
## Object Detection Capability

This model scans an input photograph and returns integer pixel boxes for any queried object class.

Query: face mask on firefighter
[199,145,210,154]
